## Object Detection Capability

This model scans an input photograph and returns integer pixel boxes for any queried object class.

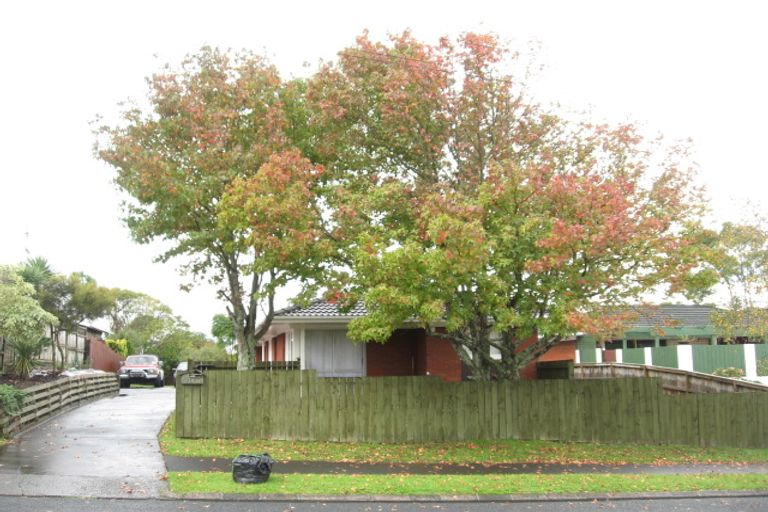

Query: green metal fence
[692,345,746,374]
[176,370,768,448]
[650,346,678,368]
[756,345,768,376]
[622,348,646,364]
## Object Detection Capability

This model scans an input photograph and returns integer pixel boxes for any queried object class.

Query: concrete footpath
[0,387,175,498]
[165,455,768,475]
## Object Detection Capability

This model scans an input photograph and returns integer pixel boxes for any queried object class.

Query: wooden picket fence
[0,373,118,436]
[176,370,768,448]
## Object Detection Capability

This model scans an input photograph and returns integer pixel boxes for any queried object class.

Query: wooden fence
[0,373,118,437]
[580,343,768,385]
[575,363,768,393]
[176,370,768,448]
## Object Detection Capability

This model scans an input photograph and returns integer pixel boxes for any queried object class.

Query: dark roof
[273,299,368,318]
[626,304,715,329]
[273,300,717,328]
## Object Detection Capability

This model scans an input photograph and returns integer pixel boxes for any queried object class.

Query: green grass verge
[161,414,768,466]
[168,471,768,496]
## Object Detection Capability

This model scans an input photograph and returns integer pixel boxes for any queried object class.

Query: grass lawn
[161,414,768,466]
[168,471,768,496]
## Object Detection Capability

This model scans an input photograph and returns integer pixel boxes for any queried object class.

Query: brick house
[257,300,466,381]
[257,300,563,381]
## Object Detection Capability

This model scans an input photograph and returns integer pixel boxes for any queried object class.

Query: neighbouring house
[570,304,768,384]
[574,303,762,362]
[0,324,115,375]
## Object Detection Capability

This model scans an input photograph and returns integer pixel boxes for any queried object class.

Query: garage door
[305,329,365,377]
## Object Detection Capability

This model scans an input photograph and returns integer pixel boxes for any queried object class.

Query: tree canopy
[97,47,329,369]
[0,265,59,343]
[306,32,710,378]
[708,220,768,341]
[98,33,715,379]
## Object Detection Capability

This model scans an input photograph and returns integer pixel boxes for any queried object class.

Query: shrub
[0,384,25,416]
[9,336,48,379]
[105,338,129,357]
[758,356,768,377]
[712,367,745,378]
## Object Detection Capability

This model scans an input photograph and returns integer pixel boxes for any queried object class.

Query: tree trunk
[234,327,256,370]
[50,324,56,371]
[55,330,66,370]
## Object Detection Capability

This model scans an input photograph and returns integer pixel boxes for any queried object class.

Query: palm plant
[10,336,48,379]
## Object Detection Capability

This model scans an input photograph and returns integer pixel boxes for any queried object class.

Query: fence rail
[0,373,118,437]
[575,363,768,393]
[186,360,301,372]
[176,370,768,448]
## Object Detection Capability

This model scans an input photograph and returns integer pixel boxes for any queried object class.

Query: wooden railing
[186,359,300,373]
[574,363,768,393]
[0,373,118,437]
[253,360,300,371]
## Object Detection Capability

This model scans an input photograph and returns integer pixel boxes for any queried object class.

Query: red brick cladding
[422,334,462,382]
[366,329,421,377]
[366,329,462,382]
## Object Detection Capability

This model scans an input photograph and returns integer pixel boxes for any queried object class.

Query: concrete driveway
[0,386,175,498]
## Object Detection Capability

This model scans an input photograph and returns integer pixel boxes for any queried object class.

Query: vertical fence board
[173,371,768,448]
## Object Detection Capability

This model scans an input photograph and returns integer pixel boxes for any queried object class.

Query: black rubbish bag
[232,453,275,484]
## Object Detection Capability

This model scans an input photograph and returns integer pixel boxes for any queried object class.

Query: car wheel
[155,377,164,388]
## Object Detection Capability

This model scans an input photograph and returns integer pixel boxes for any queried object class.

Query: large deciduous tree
[309,32,709,379]
[97,48,327,369]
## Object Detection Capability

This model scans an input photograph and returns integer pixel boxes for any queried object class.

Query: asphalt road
[1,495,768,512]
[0,386,175,498]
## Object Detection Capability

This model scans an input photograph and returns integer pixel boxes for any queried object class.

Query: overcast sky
[1,1,765,335]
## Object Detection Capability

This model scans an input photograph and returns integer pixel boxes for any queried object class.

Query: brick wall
[423,335,463,382]
[363,327,575,382]
[367,329,421,377]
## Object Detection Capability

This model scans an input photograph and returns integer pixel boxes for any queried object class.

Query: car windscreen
[126,356,157,365]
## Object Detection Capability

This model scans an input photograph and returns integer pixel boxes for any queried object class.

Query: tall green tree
[307,32,711,379]
[709,220,768,341]
[107,289,169,334]
[97,47,329,370]
[42,272,114,368]
[211,313,235,352]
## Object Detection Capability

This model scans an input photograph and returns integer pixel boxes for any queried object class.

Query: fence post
[677,345,694,372]
[745,344,758,379]
[644,347,653,365]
